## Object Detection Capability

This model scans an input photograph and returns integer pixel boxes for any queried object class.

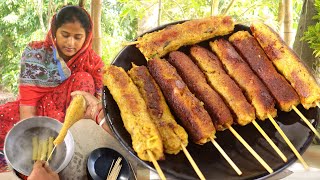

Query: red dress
[0,9,104,153]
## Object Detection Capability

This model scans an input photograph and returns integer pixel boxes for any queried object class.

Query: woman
[0,6,104,151]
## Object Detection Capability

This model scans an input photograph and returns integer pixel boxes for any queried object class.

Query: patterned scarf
[19,7,104,106]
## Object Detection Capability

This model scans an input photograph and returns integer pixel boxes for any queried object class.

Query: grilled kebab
[167,51,233,131]
[210,39,277,120]
[128,64,188,155]
[103,65,164,161]
[136,16,235,59]
[190,45,255,126]
[148,58,216,145]
[229,31,300,112]
[251,22,320,109]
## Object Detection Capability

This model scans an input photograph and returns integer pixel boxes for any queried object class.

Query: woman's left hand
[71,91,101,120]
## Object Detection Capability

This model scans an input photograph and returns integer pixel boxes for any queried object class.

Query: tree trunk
[79,0,86,7]
[47,0,53,29]
[37,0,46,35]
[293,0,318,76]
[284,0,293,46]
[138,1,159,35]
[278,0,284,38]
[211,0,219,16]
[222,0,235,15]
[158,0,162,26]
[91,0,102,57]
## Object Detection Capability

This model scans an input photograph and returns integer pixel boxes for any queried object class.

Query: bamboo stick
[227,125,273,173]
[122,41,139,46]
[267,114,309,169]
[252,120,287,162]
[147,150,166,180]
[292,105,320,139]
[210,137,242,175]
[180,144,206,179]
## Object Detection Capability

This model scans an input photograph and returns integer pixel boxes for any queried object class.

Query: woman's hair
[52,6,91,37]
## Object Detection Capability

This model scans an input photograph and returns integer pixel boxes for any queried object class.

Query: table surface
[1,119,319,180]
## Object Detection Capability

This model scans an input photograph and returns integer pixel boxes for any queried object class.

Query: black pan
[102,22,320,180]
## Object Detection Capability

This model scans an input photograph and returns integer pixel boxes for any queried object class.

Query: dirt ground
[0,91,16,105]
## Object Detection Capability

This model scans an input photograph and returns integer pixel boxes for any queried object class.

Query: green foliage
[302,0,320,58]
[0,0,40,94]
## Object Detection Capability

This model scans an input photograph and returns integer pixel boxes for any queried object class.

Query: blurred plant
[302,0,320,57]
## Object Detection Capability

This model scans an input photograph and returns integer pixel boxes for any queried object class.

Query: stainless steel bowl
[4,116,74,176]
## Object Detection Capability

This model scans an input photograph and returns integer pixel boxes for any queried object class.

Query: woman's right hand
[71,91,102,120]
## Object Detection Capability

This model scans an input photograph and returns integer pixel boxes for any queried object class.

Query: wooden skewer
[107,159,115,177]
[292,105,320,139]
[210,137,242,175]
[46,145,56,163]
[147,150,166,180]
[180,144,206,179]
[128,161,138,180]
[227,125,273,174]
[122,41,139,46]
[267,114,309,169]
[252,120,287,162]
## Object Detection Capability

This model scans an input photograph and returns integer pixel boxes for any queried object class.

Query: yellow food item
[103,65,164,161]
[128,64,188,155]
[32,136,39,161]
[47,137,54,160]
[251,22,320,109]
[53,95,86,145]
[136,16,234,59]
[37,140,42,160]
[40,139,48,161]
[210,39,277,120]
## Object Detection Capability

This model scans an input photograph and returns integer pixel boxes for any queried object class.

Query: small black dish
[87,147,130,180]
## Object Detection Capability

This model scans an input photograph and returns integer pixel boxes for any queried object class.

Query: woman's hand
[27,161,59,180]
[71,90,112,135]
[71,91,101,120]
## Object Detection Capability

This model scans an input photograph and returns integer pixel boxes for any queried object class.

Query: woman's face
[55,21,86,61]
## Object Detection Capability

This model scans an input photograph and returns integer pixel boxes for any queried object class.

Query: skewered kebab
[128,64,205,179]
[190,45,275,172]
[210,39,287,159]
[229,30,309,168]
[132,16,235,60]
[47,94,87,162]
[53,95,87,146]
[167,51,233,131]
[210,39,277,120]
[148,57,245,175]
[103,65,166,179]
[229,31,300,112]
[251,22,320,139]
[189,45,255,126]
[148,58,215,145]
[167,51,242,175]
[251,22,320,109]
[128,64,188,154]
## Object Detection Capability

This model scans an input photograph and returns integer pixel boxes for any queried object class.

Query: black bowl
[102,22,320,180]
[87,148,130,180]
